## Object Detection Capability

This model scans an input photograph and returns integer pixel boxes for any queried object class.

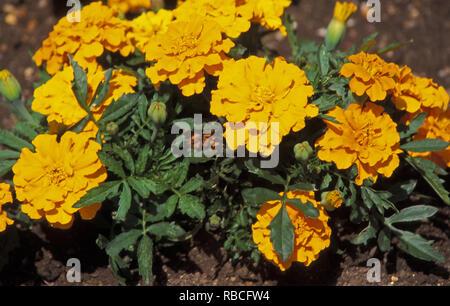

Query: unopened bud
[106,122,119,135]
[321,190,343,211]
[0,69,21,101]
[325,2,357,50]
[148,102,167,125]
[294,141,313,162]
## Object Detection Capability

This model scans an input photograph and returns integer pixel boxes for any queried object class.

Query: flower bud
[148,102,167,125]
[106,122,119,135]
[0,69,21,101]
[294,141,313,162]
[321,190,343,212]
[325,2,357,50]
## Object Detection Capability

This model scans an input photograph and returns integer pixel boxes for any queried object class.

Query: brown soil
[0,0,449,286]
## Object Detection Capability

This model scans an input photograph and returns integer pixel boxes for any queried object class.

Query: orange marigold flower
[107,0,151,13]
[174,0,251,38]
[392,66,449,113]
[12,132,107,229]
[316,103,402,185]
[127,9,174,53]
[32,66,137,138]
[0,183,14,232]
[210,56,317,156]
[321,190,343,212]
[340,52,398,102]
[238,0,291,36]
[33,1,134,75]
[403,107,450,169]
[252,190,331,271]
[144,14,234,96]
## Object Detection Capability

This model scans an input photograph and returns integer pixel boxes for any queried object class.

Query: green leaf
[74,180,122,208]
[391,228,445,263]
[0,160,16,177]
[112,146,135,174]
[399,112,426,139]
[136,144,150,176]
[105,229,142,257]
[0,130,34,151]
[312,94,338,112]
[178,194,205,219]
[69,56,89,111]
[319,114,339,124]
[117,182,132,221]
[147,221,186,239]
[165,194,179,218]
[241,187,282,204]
[180,176,203,194]
[91,69,113,107]
[351,224,377,245]
[70,115,90,134]
[285,198,319,218]
[318,44,330,75]
[12,121,38,141]
[244,160,286,185]
[377,227,391,252]
[269,204,295,262]
[99,93,140,123]
[97,151,126,179]
[0,150,20,160]
[128,177,151,198]
[161,159,189,188]
[287,182,315,191]
[388,179,418,203]
[401,139,449,153]
[386,205,438,225]
[137,235,153,285]
[377,39,413,56]
[358,32,378,53]
[228,44,247,58]
[362,187,398,214]
[138,94,149,123]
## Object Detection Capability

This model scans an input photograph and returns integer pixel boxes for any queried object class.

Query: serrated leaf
[399,112,426,139]
[136,144,150,176]
[285,198,319,218]
[241,187,282,204]
[269,204,294,262]
[180,176,203,194]
[117,182,132,221]
[318,44,330,75]
[137,235,153,285]
[391,228,445,262]
[351,224,377,245]
[244,159,286,185]
[377,227,391,252]
[0,130,34,151]
[98,151,126,178]
[74,180,122,208]
[401,139,449,153]
[13,121,38,141]
[127,177,151,198]
[0,150,20,160]
[178,194,205,219]
[147,221,186,239]
[91,69,113,107]
[69,57,89,111]
[99,93,140,123]
[161,159,189,188]
[386,205,438,225]
[138,94,149,123]
[105,229,142,257]
[312,95,338,112]
[165,194,179,218]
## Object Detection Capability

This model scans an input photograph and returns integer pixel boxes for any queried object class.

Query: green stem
[142,209,147,235]
[11,98,38,126]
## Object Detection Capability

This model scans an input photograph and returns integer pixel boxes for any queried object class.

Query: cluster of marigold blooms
[1,0,449,271]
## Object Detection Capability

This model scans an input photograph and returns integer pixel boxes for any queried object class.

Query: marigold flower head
[0,183,14,232]
[33,2,134,75]
[12,132,107,229]
[392,66,449,113]
[238,0,291,36]
[403,107,450,169]
[321,190,343,211]
[145,14,234,96]
[252,190,331,271]
[32,66,137,138]
[175,0,251,38]
[210,56,317,156]
[127,9,174,53]
[340,52,398,102]
[107,0,151,13]
[333,1,358,22]
[316,103,402,185]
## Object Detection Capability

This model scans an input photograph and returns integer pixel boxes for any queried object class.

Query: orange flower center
[252,85,275,110]
[48,167,67,185]
[355,123,376,147]
[173,32,200,55]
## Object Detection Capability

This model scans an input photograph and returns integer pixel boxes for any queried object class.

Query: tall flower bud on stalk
[325,2,357,50]
[148,102,167,126]
[0,69,36,125]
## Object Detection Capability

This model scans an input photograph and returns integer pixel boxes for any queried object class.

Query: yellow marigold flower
[33,2,134,75]
[316,103,402,185]
[0,183,14,232]
[321,190,343,212]
[174,0,251,38]
[107,0,151,13]
[252,190,331,271]
[144,14,234,96]
[340,52,398,102]
[32,66,137,138]
[210,56,317,156]
[333,1,358,22]
[238,0,291,36]
[403,107,450,169]
[392,66,449,113]
[12,132,107,229]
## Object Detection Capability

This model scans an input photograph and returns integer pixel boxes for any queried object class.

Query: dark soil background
[0,0,449,286]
